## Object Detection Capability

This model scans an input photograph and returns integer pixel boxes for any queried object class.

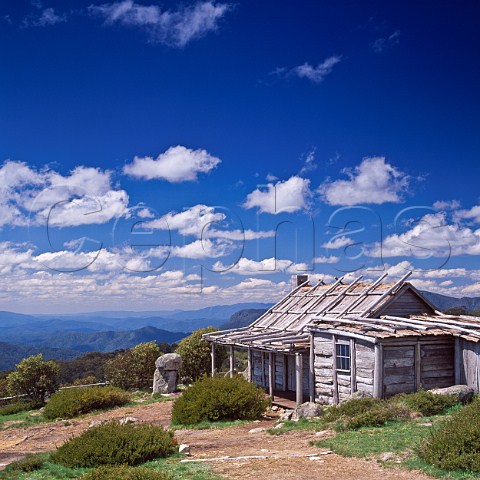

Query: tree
[175,327,227,382]
[6,354,59,404]
[105,342,161,390]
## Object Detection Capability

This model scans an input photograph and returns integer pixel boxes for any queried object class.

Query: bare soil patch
[0,401,432,479]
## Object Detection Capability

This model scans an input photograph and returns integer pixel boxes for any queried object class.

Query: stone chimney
[296,274,309,287]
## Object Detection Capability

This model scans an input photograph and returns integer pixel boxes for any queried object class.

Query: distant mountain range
[0,303,272,371]
[421,291,480,312]
[3,292,480,372]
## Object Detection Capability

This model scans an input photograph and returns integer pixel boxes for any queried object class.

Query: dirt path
[0,402,432,479]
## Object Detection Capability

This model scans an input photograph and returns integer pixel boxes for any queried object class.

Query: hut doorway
[383,345,416,397]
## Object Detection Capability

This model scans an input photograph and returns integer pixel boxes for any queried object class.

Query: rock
[153,353,182,395]
[88,420,103,429]
[378,452,396,462]
[155,353,182,370]
[350,390,373,400]
[272,423,284,429]
[429,385,474,404]
[248,427,265,434]
[120,416,138,425]
[271,405,279,412]
[315,429,333,437]
[178,444,190,455]
[291,402,323,420]
[279,410,293,421]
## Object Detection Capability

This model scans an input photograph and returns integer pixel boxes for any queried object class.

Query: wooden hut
[204,272,480,406]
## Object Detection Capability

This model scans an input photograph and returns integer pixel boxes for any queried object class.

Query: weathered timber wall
[379,288,435,317]
[461,340,480,391]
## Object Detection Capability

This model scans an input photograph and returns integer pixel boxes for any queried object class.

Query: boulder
[153,353,182,395]
[155,353,182,371]
[291,402,323,420]
[429,385,474,404]
[279,410,293,421]
[350,390,373,400]
[120,416,138,425]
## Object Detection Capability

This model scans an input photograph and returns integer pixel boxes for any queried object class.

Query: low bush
[44,386,131,419]
[81,465,173,480]
[324,397,411,431]
[392,390,458,416]
[418,399,480,472]
[51,421,177,468]
[0,401,37,416]
[6,454,45,472]
[172,375,270,425]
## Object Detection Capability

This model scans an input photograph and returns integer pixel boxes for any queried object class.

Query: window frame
[335,342,351,373]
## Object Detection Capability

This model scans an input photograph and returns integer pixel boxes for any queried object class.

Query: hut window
[336,343,351,372]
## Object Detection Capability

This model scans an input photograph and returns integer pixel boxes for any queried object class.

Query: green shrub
[172,375,270,425]
[82,465,172,480]
[6,454,44,472]
[6,354,59,404]
[51,421,176,468]
[44,386,131,419]
[392,390,458,416]
[419,399,480,472]
[324,397,411,431]
[105,342,161,390]
[175,328,227,382]
[0,401,37,416]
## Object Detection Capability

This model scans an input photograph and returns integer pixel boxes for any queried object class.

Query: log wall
[313,333,375,404]
[460,340,480,391]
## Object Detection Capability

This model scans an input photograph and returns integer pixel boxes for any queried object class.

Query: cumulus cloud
[314,255,340,264]
[89,0,231,47]
[433,200,461,211]
[0,161,128,228]
[123,146,221,182]
[319,157,410,206]
[243,176,312,214]
[143,204,275,242]
[213,257,310,275]
[454,205,480,223]
[321,236,354,249]
[366,212,480,258]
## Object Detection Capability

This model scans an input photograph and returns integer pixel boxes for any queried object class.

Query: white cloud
[321,236,354,249]
[433,200,461,211]
[367,212,480,258]
[89,1,231,47]
[314,255,340,264]
[170,239,232,259]
[454,205,480,223]
[243,176,312,214]
[0,161,128,228]
[319,157,410,206]
[213,257,312,275]
[290,56,342,84]
[299,148,317,176]
[123,146,220,182]
[23,7,66,27]
[371,31,401,54]
[144,204,274,240]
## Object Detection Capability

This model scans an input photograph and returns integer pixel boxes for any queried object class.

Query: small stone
[309,456,324,462]
[279,410,293,421]
[315,429,333,436]
[88,420,103,428]
[179,444,190,455]
[273,423,284,429]
[291,402,323,420]
[248,427,265,434]
[378,452,396,462]
[271,405,279,412]
[120,416,138,425]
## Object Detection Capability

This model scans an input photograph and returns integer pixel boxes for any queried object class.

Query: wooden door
[383,346,416,397]
[420,342,454,390]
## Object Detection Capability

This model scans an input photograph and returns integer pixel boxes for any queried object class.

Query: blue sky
[1,0,480,313]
